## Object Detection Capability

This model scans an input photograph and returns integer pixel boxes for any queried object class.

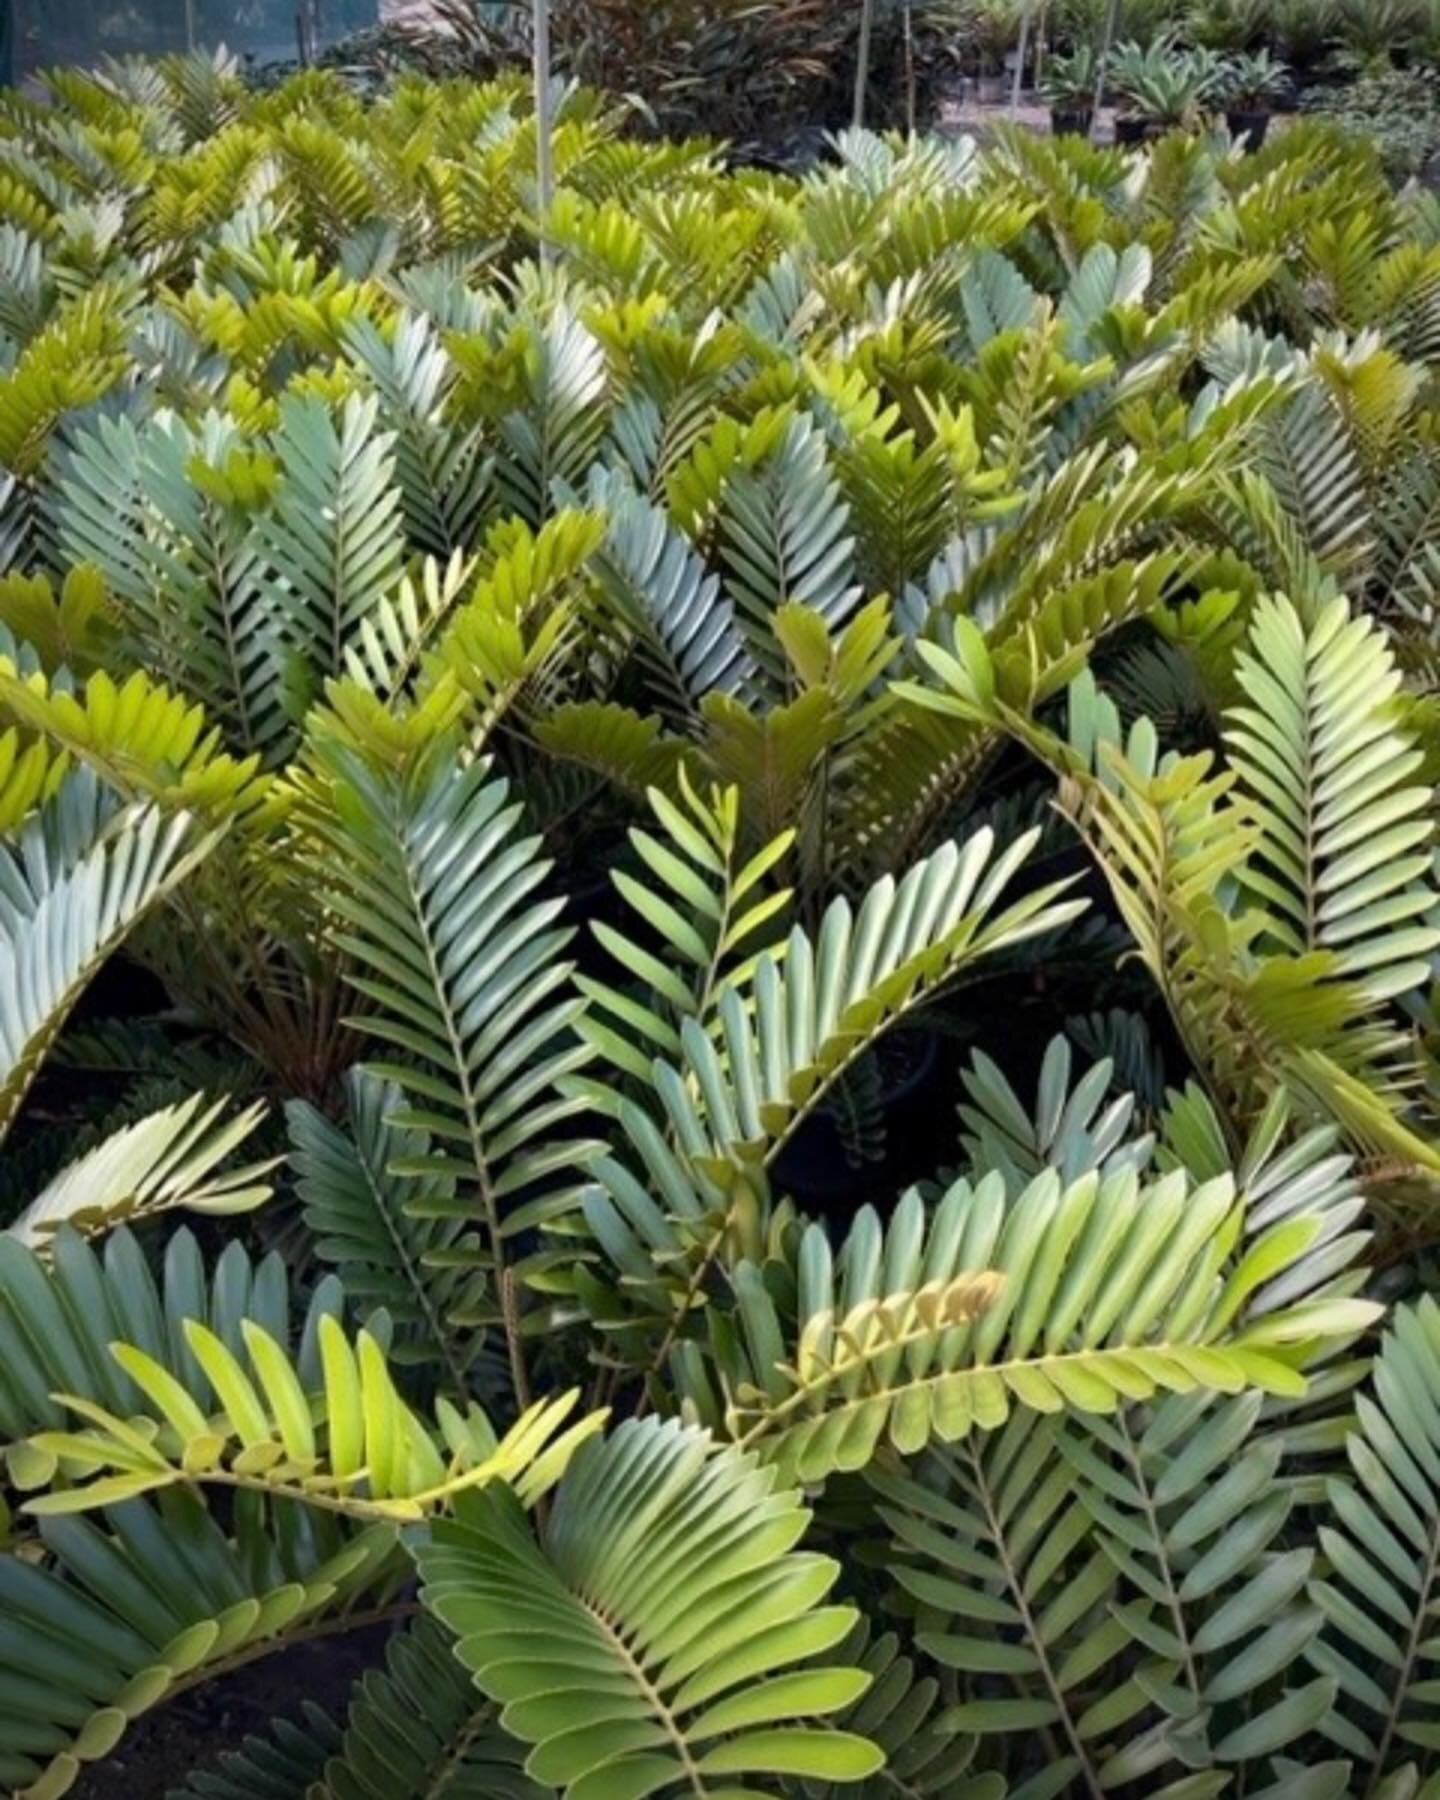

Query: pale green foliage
[0,56,1436,1800]
[287,1066,490,1393]
[26,1321,596,1522]
[699,1166,1377,1485]
[0,776,219,1141]
[419,1417,885,1797]
[1310,1297,1440,1781]
[7,1091,275,1248]
[299,740,600,1372]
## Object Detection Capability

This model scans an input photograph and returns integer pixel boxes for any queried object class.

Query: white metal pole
[534,0,554,259]
[1011,0,1033,118]
[1093,0,1121,122]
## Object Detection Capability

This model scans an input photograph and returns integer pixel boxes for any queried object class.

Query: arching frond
[0,787,218,1140]
[874,1395,1333,1794]
[958,1035,1152,1191]
[1310,1297,1440,1784]
[300,739,600,1387]
[585,465,756,722]
[6,1092,274,1248]
[1228,593,1439,1002]
[56,411,289,758]
[580,825,1085,1335]
[287,1066,490,1397]
[626,826,1080,1164]
[0,1499,394,1800]
[712,1164,1377,1486]
[717,411,863,676]
[0,1222,347,1453]
[253,391,407,684]
[345,311,492,559]
[24,1321,596,1523]
[577,773,793,1082]
[417,1417,883,1797]
[168,1704,340,1800]
[319,1617,549,1799]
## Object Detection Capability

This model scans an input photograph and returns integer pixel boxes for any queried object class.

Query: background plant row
[311,0,1440,174]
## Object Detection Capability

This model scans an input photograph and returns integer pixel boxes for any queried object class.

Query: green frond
[1066,1391,1330,1776]
[167,1704,340,1800]
[874,1394,1333,1793]
[1228,592,1440,1001]
[0,564,115,680]
[0,663,271,820]
[417,1416,883,1797]
[0,1497,394,1800]
[287,1066,490,1396]
[7,1092,275,1248]
[1229,340,1392,592]
[0,282,129,476]
[724,411,862,670]
[0,1221,347,1453]
[1161,1084,1372,1335]
[798,1617,991,1799]
[580,825,1085,1344]
[23,1319,596,1523]
[417,509,604,738]
[652,825,1084,1168]
[480,307,611,527]
[318,1617,551,1799]
[253,390,407,684]
[958,1034,1152,1192]
[697,688,845,848]
[0,778,220,1140]
[673,408,862,679]
[1310,1296,1440,1783]
[342,550,473,703]
[56,412,290,759]
[719,1164,1378,1486]
[532,699,688,794]
[0,721,62,835]
[829,389,1016,600]
[578,772,793,1082]
[344,311,492,560]
[1055,694,1365,1144]
[585,466,757,722]
[301,739,600,1365]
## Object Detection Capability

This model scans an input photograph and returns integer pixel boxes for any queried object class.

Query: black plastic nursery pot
[1114,114,1150,145]
[1227,107,1271,152]
[1050,106,1093,138]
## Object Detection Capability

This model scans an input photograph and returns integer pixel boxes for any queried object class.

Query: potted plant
[1270,0,1338,84]
[1039,42,1101,135]
[1336,0,1426,73]
[1217,47,1290,149]
[1186,0,1268,51]
[1110,36,1222,140]
[966,0,1022,102]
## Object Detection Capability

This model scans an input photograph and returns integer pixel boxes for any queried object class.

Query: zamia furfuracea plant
[0,49,1437,1800]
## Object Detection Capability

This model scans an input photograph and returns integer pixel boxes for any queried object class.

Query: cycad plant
[0,50,1438,1800]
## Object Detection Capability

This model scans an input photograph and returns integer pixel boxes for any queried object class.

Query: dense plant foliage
[327,0,1440,152]
[1,49,1440,1800]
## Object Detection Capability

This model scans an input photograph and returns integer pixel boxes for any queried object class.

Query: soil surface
[68,1624,394,1799]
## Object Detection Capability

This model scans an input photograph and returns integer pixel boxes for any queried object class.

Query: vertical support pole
[902,0,917,136]
[853,0,875,129]
[1094,0,1121,123]
[1011,0,1033,118]
[534,0,554,261]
